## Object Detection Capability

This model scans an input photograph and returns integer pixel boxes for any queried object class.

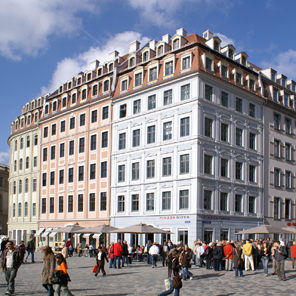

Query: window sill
[164,74,174,80]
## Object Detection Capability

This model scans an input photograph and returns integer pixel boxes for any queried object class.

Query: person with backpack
[25,237,35,263]
[212,242,223,271]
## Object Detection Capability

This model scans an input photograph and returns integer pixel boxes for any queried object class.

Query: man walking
[243,240,254,271]
[25,237,35,263]
[275,241,287,281]
[122,240,129,267]
[1,241,23,295]
[146,240,152,265]
[113,239,123,269]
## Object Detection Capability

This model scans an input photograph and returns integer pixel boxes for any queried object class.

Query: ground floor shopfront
[110,214,264,246]
[7,222,38,245]
[265,218,296,242]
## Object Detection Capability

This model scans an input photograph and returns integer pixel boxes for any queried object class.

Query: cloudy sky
[1,0,296,164]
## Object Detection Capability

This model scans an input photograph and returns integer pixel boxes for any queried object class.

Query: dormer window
[21,118,24,127]
[173,39,180,50]
[59,86,63,93]
[165,61,173,76]
[157,45,164,56]
[81,89,87,101]
[221,65,228,78]
[38,98,41,107]
[92,84,98,96]
[77,77,81,85]
[87,73,92,81]
[182,56,190,70]
[214,40,219,51]
[241,56,246,66]
[143,51,148,62]
[31,102,35,109]
[284,93,289,107]
[97,68,102,76]
[273,88,278,102]
[292,84,296,92]
[249,79,255,91]
[282,78,286,87]
[236,72,242,84]
[52,101,57,111]
[228,49,234,59]
[34,113,38,123]
[44,105,49,115]
[135,73,142,87]
[129,57,135,68]
[271,72,276,82]
[109,63,113,71]
[15,122,18,130]
[121,79,128,91]
[27,115,31,125]
[206,57,212,71]
[104,80,109,92]
[68,81,72,89]
[149,67,157,81]
[71,93,76,104]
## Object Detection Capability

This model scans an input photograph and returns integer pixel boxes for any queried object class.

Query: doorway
[204,230,213,244]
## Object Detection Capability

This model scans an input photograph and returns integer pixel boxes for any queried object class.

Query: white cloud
[0,150,10,165]
[0,0,98,60]
[40,31,151,95]
[262,49,296,81]
[215,33,235,48]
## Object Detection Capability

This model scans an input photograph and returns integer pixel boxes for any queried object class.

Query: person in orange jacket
[290,241,296,268]
[223,241,233,271]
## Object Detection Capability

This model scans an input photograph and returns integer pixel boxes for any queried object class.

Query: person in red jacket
[290,241,296,268]
[223,241,233,271]
[109,242,115,268]
[113,239,123,269]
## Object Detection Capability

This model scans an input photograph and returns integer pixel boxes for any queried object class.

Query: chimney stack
[129,40,141,53]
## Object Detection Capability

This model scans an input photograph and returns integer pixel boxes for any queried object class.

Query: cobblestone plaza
[1,253,295,296]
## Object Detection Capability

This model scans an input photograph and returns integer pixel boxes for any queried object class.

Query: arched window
[14,140,17,151]
[13,181,16,194]
[157,45,164,56]
[19,179,22,193]
[173,39,180,50]
[19,158,23,170]
[143,51,148,62]
[129,57,135,68]
[14,160,17,172]
[13,203,16,217]
[34,113,38,123]
[27,136,30,147]
[109,63,113,71]
[214,40,219,51]
[18,203,22,217]
[24,202,28,217]
[20,138,23,149]
[97,68,102,76]
[26,157,29,169]
[25,178,28,193]
[27,115,31,125]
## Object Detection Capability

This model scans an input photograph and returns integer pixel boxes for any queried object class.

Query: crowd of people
[1,236,296,295]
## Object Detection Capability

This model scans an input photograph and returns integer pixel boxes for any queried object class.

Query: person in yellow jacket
[243,240,254,271]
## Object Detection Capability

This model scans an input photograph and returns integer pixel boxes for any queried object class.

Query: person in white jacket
[149,242,159,268]
[196,243,205,267]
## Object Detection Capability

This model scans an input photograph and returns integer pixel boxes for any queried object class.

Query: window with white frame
[149,67,157,81]
[147,126,155,144]
[180,154,189,174]
[132,129,140,147]
[146,193,154,211]
[286,171,292,188]
[286,143,291,160]
[221,158,228,177]
[235,162,243,180]
[104,80,109,92]
[163,157,172,176]
[205,57,212,71]
[142,51,148,62]
[118,196,125,212]
[157,45,164,56]
[181,84,190,100]
[148,95,156,110]
[163,121,172,140]
[274,197,280,219]
[205,85,213,101]
[182,56,190,70]
[118,165,125,182]
[129,57,135,68]
[204,190,212,210]
[133,99,141,114]
[179,190,189,209]
[204,155,212,175]
[121,79,128,91]
[180,117,190,137]
[220,193,228,211]
[162,192,171,210]
[147,160,155,178]
[132,162,139,180]
[164,89,172,105]
[249,165,256,182]
[173,38,180,50]
[205,118,212,137]
[165,61,173,76]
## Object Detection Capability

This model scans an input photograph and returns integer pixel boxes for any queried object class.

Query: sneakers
[190,277,193,280]
[5,291,12,295]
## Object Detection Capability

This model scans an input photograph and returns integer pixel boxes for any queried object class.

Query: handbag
[53,270,63,284]
[164,279,170,290]
[172,274,182,290]
[92,264,98,273]
[235,249,242,266]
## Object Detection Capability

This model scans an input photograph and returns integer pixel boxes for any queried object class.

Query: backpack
[69,245,73,251]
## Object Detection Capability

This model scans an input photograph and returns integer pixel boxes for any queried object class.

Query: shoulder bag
[172,273,182,290]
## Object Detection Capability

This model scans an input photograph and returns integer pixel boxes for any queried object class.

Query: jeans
[192,254,196,265]
[5,268,17,293]
[206,258,211,269]
[225,259,233,270]
[42,284,54,296]
[261,257,269,274]
[234,266,243,277]
[122,255,130,267]
[54,284,73,296]
[114,256,121,268]
[276,260,285,280]
[181,267,193,280]
[25,249,34,262]
[159,278,180,296]
[147,253,151,264]
[109,258,114,268]
[152,255,158,267]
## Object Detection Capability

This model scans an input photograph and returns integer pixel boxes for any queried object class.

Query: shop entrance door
[204,230,213,244]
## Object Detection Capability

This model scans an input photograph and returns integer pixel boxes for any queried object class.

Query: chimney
[162,34,171,44]
[129,40,141,53]
[176,28,187,37]
[149,40,156,51]
[90,60,100,69]
[203,30,214,40]
[109,50,119,60]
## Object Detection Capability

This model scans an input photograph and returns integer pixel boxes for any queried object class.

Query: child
[54,253,74,296]
[94,246,109,276]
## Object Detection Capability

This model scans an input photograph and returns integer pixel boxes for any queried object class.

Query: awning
[42,228,53,237]
[93,233,101,239]
[82,233,91,238]
[49,227,60,237]
[34,228,45,237]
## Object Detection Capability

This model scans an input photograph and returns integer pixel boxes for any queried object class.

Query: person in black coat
[212,243,223,271]
[205,243,213,269]
[122,240,129,267]
[95,246,109,276]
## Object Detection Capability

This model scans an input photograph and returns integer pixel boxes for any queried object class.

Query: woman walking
[180,245,193,281]
[61,243,68,259]
[94,246,109,276]
[54,253,74,296]
[42,246,56,296]
[233,243,243,278]
[260,242,270,276]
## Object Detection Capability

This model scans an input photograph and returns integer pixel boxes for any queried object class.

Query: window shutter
[292,146,296,162]
[270,141,274,156]
[281,144,285,159]
[270,171,274,186]
[281,170,285,187]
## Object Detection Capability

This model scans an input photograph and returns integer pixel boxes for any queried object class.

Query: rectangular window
[205,118,212,137]
[286,143,291,160]
[60,143,65,157]
[180,117,190,137]
[68,195,73,213]
[121,80,127,91]
[81,89,86,100]
[90,164,96,180]
[51,124,56,136]
[274,140,280,157]
[249,79,255,91]
[249,103,256,118]
[70,117,75,130]
[59,169,64,184]
[273,88,278,101]
[221,65,228,77]
[286,171,291,188]
[92,84,98,96]
[236,98,242,112]
[91,110,97,123]
[180,154,189,174]
[162,192,171,210]
[68,168,74,183]
[42,173,46,186]
[77,194,83,212]
[149,67,157,81]
[182,56,190,69]
[33,179,37,192]
[163,121,172,140]
[249,133,256,150]
[100,192,107,211]
[147,160,155,178]
[147,126,155,144]
[50,146,55,160]
[131,194,139,212]
[118,195,125,212]
[119,133,126,150]
[34,135,38,146]
[69,140,74,155]
[148,95,156,110]
[101,162,107,178]
[274,168,280,186]
[181,84,190,100]
[132,162,139,180]
[101,132,108,148]
[80,114,85,126]
[236,128,242,146]
[221,123,228,142]
[235,195,242,212]
[204,190,212,210]
[133,100,141,115]
[165,61,173,75]
[205,85,212,101]
[164,89,172,105]
[43,148,47,162]
[50,171,55,185]
[49,197,54,214]
[285,199,291,219]
[79,138,85,153]
[163,157,172,176]
[78,166,84,181]
[62,97,67,108]
[33,156,37,167]
[60,120,65,132]
[135,73,142,86]
[274,197,280,219]
[220,193,228,211]
[206,57,212,70]
[236,72,242,84]
[221,158,228,177]
[146,193,154,211]
[120,104,127,118]
[248,196,256,213]
[285,118,292,134]
[274,113,280,130]
[249,165,256,182]
[284,93,289,107]
[132,129,140,147]
[43,127,48,138]
[179,190,189,209]
[90,135,97,150]
[204,155,212,174]
[89,193,96,211]
[221,91,228,107]
[58,197,63,213]
[235,162,242,180]
[41,198,46,214]
[102,106,109,119]
[118,165,125,182]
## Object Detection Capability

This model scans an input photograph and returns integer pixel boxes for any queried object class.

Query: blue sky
[1,0,296,165]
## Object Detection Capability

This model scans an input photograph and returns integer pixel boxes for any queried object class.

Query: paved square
[1,252,296,295]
